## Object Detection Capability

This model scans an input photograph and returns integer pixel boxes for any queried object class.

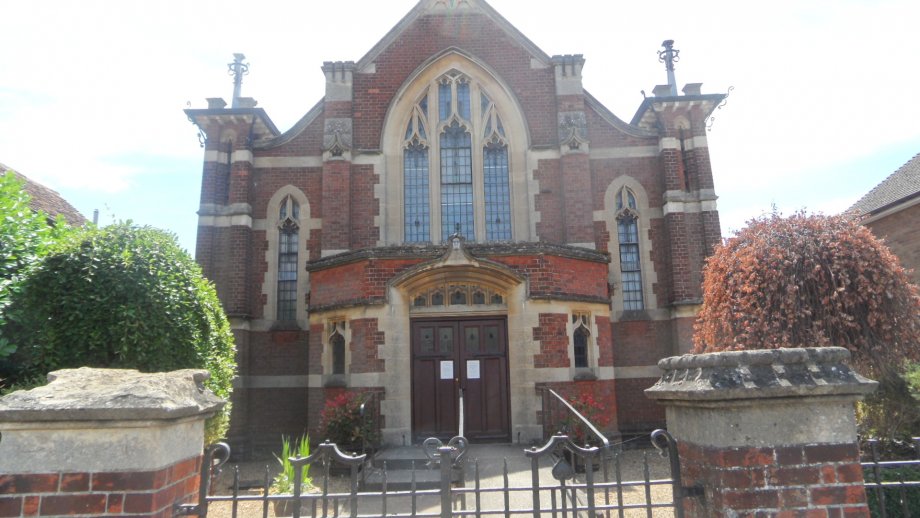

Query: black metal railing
[357,391,381,457]
[862,437,920,517]
[539,386,610,450]
[177,430,688,518]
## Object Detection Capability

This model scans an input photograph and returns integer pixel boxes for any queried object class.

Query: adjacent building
[186,0,727,455]
[850,152,920,285]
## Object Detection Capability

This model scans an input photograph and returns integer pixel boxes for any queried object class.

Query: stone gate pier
[646,347,878,517]
[0,368,223,517]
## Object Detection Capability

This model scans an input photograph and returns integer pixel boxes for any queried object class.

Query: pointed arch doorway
[411,316,509,442]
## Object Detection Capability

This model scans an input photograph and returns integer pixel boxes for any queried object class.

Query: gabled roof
[355,0,552,72]
[1,162,87,226]
[850,152,920,216]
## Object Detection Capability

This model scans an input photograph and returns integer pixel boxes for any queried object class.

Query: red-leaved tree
[693,211,920,443]
[694,211,920,377]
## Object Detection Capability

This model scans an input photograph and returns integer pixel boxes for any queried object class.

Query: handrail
[358,391,380,455]
[541,387,610,449]
[457,387,465,439]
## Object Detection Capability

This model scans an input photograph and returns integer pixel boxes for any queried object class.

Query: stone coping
[645,347,877,402]
[0,367,225,422]
[306,241,610,271]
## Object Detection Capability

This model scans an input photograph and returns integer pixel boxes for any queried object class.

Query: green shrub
[271,434,312,494]
[864,465,920,517]
[0,222,236,442]
[0,171,72,361]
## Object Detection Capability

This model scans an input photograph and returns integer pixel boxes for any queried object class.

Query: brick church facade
[186,0,726,455]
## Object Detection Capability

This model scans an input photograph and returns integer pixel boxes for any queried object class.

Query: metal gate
[176,429,699,518]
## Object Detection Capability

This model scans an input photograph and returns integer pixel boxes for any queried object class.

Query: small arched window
[615,188,643,311]
[331,331,346,375]
[572,313,591,368]
[277,196,300,320]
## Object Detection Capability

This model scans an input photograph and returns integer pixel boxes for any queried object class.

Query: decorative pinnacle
[658,40,679,96]
[227,53,250,108]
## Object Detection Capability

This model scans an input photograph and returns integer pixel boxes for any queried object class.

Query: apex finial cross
[658,40,680,96]
[227,53,249,108]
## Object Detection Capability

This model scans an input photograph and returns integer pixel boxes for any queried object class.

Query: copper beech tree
[693,211,920,378]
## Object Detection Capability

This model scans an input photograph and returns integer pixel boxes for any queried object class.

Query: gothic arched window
[615,188,643,311]
[331,331,346,375]
[277,196,300,320]
[403,71,512,243]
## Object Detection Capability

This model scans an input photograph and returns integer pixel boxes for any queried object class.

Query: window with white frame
[277,196,300,320]
[403,70,512,243]
[615,188,644,311]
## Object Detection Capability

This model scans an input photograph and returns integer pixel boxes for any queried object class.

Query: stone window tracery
[410,282,506,310]
[403,71,512,243]
[615,188,644,311]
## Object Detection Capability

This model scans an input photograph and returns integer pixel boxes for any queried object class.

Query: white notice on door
[440,360,454,380]
[467,360,481,379]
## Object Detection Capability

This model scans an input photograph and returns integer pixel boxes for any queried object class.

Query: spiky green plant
[271,434,312,494]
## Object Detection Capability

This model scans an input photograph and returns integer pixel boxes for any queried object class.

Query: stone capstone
[0,367,225,422]
[645,347,878,402]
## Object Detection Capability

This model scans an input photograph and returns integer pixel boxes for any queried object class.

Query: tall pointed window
[277,196,299,320]
[616,188,644,311]
[572,313,591,368]
[404,99,430,242]
[402,71,512,243]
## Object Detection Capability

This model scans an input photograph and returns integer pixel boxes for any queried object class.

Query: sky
[1,0,917,254]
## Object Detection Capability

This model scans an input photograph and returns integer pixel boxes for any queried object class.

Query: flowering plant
[319,391,379,452]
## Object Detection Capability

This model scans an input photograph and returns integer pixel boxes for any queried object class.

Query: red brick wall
[350,164,379,249]
[595,315,613,367]
[539,379,619,436]
[257,113,325,158]
[615,378,664,432]
[352,12,556,150]
[0,456,201,518]
[612,319,673,367]
[309,258,422,308]
[678,442,869,517]
[322,160,351,251]
[533,313,568,368]
[867,203,920,285]
[349,318,385,374]
[492,255,608,300]
[534,159,563,242]
[560,153,593,243]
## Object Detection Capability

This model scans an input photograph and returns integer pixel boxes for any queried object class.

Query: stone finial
[236,97,258,108]
[0,367,225,422]
[652,84,672,97]
[551,54,585,96]
[206,97,228,109]
[681,83,703,96]
[322,61,356,102]
[646,347,878,402]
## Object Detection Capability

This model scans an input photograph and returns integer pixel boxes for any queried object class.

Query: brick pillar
[646,348,877,517]
[0,368,224,518]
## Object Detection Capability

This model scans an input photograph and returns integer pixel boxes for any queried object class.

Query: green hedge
[0,222,236,442]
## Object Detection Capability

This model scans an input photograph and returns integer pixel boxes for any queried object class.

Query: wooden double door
[411,318,510,442]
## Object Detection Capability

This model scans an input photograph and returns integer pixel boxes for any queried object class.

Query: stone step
[370,445,431,470]
[362,465,443,491]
